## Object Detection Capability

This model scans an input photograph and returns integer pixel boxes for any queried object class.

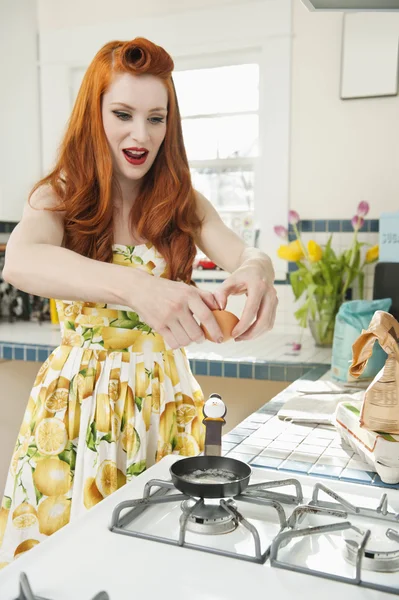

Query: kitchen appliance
[13,572,109,600]
[110,461,399,596]
[301,0,399,10]
[373,263,399,322]
[2,456,399,599]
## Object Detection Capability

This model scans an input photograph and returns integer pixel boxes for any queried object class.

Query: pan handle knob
[203,394,226,456]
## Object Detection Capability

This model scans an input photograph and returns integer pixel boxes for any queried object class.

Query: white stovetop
[0,456,397,600]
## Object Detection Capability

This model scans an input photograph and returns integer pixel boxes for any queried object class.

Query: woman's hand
[129,272,223,349]
[213,260,278,341]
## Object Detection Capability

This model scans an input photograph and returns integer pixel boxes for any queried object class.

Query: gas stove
[1,456,399,600]
[110,467,399,596]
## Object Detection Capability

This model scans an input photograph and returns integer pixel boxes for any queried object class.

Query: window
[173,63,259,214]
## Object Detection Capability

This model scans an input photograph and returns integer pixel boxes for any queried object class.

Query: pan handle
[202,393,226,456]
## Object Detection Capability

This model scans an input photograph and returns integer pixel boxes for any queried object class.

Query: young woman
[0,37,277,567]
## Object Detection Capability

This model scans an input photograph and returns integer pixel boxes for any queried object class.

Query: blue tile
[370,474,399,489]
[224,362,237,378]
[288,262,298,273]
[223,433,247,443]
[288,224,294,233]
[310,463,344,478]
[239,363,253,379]
[300,220,313,233]
[314,220,326,232]
[327,220,341,232]
[288,232,296,242]
[342,220,353,232]
[280,460,311,474]
[230,427,253,437]
[254,364,270,380]
[339,468,375,483]
[222,441,238,452]
[26,348,37,362]
[225,453,251,464]
[300,365,330,381]
[270,365,286,381]
[3,346,12,360]
[251,456,282,469]
[359,220,367,232]
[286,366,305,381]
[0,222,6,233]
[209,361,222,377]
[14,346,24,361]
[370,219,379,232]
[38,349,50,363]
[194,360,208,376]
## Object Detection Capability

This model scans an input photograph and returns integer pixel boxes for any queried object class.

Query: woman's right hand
[128,273,224,349]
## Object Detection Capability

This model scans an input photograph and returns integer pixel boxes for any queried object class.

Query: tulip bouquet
[275,202,379,346]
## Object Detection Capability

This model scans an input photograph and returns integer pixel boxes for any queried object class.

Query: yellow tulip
[277,240,304,262]
[307,240,323,263]
[366,244,379,263]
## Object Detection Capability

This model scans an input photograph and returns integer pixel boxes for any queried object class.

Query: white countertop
[0,321,331,365]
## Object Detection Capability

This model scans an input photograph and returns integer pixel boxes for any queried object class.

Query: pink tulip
[357,201,369,217]
[288,210,300,225]
[274,225,288,239]
[292,342,302,351]
[351,215,364,230]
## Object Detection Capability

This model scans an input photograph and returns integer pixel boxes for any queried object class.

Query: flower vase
[308,317,336,347]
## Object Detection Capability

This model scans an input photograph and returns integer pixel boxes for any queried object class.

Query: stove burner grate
[110,476,399,596]
[15,572,110,600]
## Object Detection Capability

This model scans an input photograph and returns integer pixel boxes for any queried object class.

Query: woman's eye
[112,111,131,121]
[149,117,165,124]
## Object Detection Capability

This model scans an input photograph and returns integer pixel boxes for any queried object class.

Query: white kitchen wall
[0,0,41,222]
[290,0,399,219]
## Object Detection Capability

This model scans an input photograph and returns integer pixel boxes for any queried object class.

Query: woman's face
[102,72,168,188]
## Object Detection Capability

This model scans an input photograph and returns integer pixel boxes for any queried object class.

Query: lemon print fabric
[0,243,205,568]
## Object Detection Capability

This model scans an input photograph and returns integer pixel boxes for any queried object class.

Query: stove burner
[180,498,237,535]
[343,526,399,572]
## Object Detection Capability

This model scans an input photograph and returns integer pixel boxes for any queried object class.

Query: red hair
[30,38,201,283]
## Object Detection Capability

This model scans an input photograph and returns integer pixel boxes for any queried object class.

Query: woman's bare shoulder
[29,183,65,212]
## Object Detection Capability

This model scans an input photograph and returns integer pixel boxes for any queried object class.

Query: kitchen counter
[0,366,395,599]
[221,369,391,490]
[0,321,330,381]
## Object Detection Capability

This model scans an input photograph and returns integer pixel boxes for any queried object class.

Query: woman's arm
[194,191,275,279]
[194,191,278,340]
[3,186,223,348]
[3,186,144,307]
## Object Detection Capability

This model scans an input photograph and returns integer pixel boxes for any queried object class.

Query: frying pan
[170,454,251,498]
[169,394,251,499]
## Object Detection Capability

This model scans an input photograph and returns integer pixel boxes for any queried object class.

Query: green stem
[341,228,358,300]
[358,271,365,300]
[293,224,310,261]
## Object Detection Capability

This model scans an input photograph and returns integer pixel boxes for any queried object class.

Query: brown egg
[201,310,239,342]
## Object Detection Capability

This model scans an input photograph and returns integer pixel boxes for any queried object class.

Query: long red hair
[30,38,201,283]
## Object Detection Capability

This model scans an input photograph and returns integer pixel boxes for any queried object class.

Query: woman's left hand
[213,261,278,341]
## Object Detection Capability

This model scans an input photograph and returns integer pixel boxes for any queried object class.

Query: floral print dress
[0,243,205,568]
